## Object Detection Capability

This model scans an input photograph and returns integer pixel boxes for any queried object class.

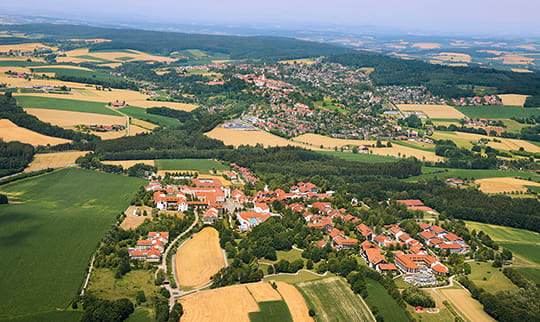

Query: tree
[0,194,8,204]
[135,291,146,304]
[155,269,166,285]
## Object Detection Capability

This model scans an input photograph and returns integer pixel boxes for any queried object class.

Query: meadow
[456,106,540,119]
[0,169,143,320]
[364,279,409,322]
[118,106,179,127]
[16,95,121,116]
[407,166,540,182]
[248,301,293,322]
[30,67,120,83]
[468,261,517,293]
[155,158,228,173]
[296,277,375,322]
[318,150,397,163]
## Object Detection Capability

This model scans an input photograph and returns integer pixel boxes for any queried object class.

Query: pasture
[465,221,540,265]
[429,288,495,322]
[364,279,409,322]
[86,268,159,302]
[318,150,398,163]
[456,106,540,119]
[431,130,540,152]
[469,261,517,293]
[296,277,375,322]
[0,169,143,320]
[175,227,226,289]
[24,151,88,172]
[407,167,540,182]
[397,104,465,119]
[0,119,70,146]
[102,160,156,168]
[16,95,121,116]
[155,159,228,173]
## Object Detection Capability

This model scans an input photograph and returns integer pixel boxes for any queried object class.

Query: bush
[135,291,146,304]
[0,194,7,204]
[402,287,436,308]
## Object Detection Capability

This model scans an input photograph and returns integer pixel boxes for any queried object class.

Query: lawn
[118,106,179,128]
[456,106,540,119]
[156,159,228,173]
[469,261,517,293]
[364,278,409,322]
[0,169,143,320]
[249,301,293,322]
[319,150,398,163]
[296,277,374,322]
[465,221,540,265]
[15,95,121,116]
[407,167,540,182]
[86,268,159,302]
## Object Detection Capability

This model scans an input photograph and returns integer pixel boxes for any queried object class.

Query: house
[315,240,328,249]
[237,211,271,231]
[446,177,465,187]
[365,247,387,269]
[307,216,333,230]
[333,236,358,250]
[254,202,270,214]
[378,263,398,274]
[311,201,332,214]
[203,207,220,225]
[231,189,246,203]
[192,178,223,189]
[128,231,169,262]
[394,251,448,275]
[153,191,188,212]
[145,181,162,191]
[356,223,373,240]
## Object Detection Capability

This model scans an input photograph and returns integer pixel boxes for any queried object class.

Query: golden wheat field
[0,43,56,53]
[430,288,495,322]
[497,94,528,106]
[24,108,127,128]
[511,68,533,73]
[475,177,540,194]
[397,104,466,119]
[411,42,441,49]
[205,126,311,149]
[57,48,175,64]
[0,119,70,146]
[179,282,312,322]
[370,145,443,162]
[175,227,226,289]
[433,52,472,63]
[292,133,376,149]
[102,160,156,168]
[24,151,88,172]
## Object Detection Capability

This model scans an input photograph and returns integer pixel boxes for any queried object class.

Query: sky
[2,0,540,37]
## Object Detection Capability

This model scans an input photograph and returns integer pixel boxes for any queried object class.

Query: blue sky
[3,0,540,36]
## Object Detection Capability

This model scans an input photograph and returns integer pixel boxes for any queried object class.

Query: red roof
[429,237,444,245]
[334,236,358,246]
[329,228,344,239]
[315,240,327,248]
[378,263,398,271]
[418,223,431,230]
[399,233,411,242]
[356,223,372,237]
[430,225,446,234]
[439,243,463,249]
[361,240,376,251]
[419,231,436,240]
[443,232,462,241]
[432,263,449,274]
[366,248,386,265]
[408,206,436,213]
[238,211,271,222]
[396,199,424,207]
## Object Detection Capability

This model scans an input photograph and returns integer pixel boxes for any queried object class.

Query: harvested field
[433,52,472,63]
[0,72,87,88]
[500,54,534,65]
[31,65,93,71]
[475,177,540,194]
[279,58,317,65]
[497,94,528,107]
[57,48,175,64]
[511,68,533,73]
[175,227,226,289]
[247,283,283,302]
[0,56,45,62]
[0,42,56,53]
[24,151,88,172]
[431,131,540,153]
[24,108,126,127]
[412,42,441,49]
[102,160,155,168]
[431,288,495,322]
[292,133,376,149]
[0,119,70,146]
[125,99,198,111]
[275,282,314,322]
[120,205,153,230]
[205,126,310,149]
[370,145,443,162]
[397,104,466,119]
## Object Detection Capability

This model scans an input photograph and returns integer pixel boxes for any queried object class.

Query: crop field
[456,106,540,119]
[101,160,156,168]
[370,145,443,162]
[296,277,375,322]
[120,205,153,230]
[180,281,310,322]
[412,42,441,49]
[407,167,540,182]
[469,261,517,293]
[0,169,143,320]
[155,159,228,173]
[24,151,88,172]
[249,301,293,322]
[16,95,121,116]
[57,48,175,64]
[175,227,226,289]
[515,267,540,284]
[397,104,466,119]
[431,130,540,152]
[0,119,71,146]
[497,94,528,107]
[118,106,179,127]
[278,58,317,65]
[31,67,121,83]
[206,126,311,149]
[318,150,398,162]
[430,288,495,322]
[0,42,55,52]
[87,268,159,302]
[475,177,540,194]
[432,52,472,63]
[465,221,540,265]
[24,108,126,128]
[292,133,377,149]
[364,279,409,322]
[264,270,330,284]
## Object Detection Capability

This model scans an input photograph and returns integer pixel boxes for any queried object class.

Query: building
[237,211,271,231]
[128,232,169,262]
[203,207,220,225]
[153,191,188,212]
[356,223,373,240]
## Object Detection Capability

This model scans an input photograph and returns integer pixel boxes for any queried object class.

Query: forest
[0,140,34,177]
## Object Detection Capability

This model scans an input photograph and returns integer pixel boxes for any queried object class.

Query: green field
[407,167,540,182]
[394,140,435,152]
[15,95,121,116]
[456,106,540,119]
[118,106,179,127]
[469,261,517,293]
[264,270,331,284]
[249,301,293,322]
[296,277,374,322]
[319,151,398,163]
[74,55,113,63]
[0,60,44,67]
[125,308,153,322]
[30,67,120,82]
[0,311,83,322]
[156,159,228,173]
[465,221,540,265]
[515,267,540,284]
[87,268,159,302]
[364,279,409,322]
[0,169,143,320]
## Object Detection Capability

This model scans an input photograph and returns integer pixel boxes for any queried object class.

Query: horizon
[2,0,540,38]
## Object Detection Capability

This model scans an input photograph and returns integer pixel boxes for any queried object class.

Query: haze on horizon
[2,0,540,37]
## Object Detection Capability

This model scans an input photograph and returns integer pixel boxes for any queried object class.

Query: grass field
[248,301,293,322]
[125,308,153,322]
[264,270,331,284]
[118,106,179,127]
[408,167,540,182]
[0,169,143,320]
[364,279,409,322]
[318,151,398,163]
[0,311,83,322]
[296,277,375,322]
[469,261,517,293]
[465,221,540,265]
[515,267,540,284]
[456,106,540,119]
[87,268,159,302]
[30,67,119,83]
[16,95,121,116]
[0,60,45,67]
[156,159,228,173]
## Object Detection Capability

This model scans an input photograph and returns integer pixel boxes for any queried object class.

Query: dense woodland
[0,140,34,177]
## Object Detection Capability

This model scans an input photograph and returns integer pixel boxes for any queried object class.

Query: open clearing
[456,106,540,119]
[318,150,398,163]
[0,119,70,146]
[370,145,443,162]
[469,261,517,293]
[0,169,143,320]
[206,126,311,149]
[102,160,156,168]
[24,151,88,172]
[397,104,466,119]
[175,227,226,289]
[0,42,56,53]
[412,42,441,49]
[364,278,409,322]
[497,94,528,106]
[430,288,495,322]
[296,277,375,322]
[407,167,540,182]
[16,95,121,116]
[87,268,159,302]
[433,52,472,63]
[180,281,311,322]
[475,177,540,194]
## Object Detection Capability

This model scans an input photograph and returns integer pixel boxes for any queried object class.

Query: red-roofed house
[203,207,220,225]
[254,202,270,214]
[237,211,271,231]
[333,236,358,250]
[356,223,373,240]
[153,191,188,212]
[396,199,424,207]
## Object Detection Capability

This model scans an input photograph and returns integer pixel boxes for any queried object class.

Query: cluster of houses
[418,223,469,254]
[230,163,258,184]
[236,73,294,92]
[449,95,501,107]
[88,124,126,132]
[128,232,169,262]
